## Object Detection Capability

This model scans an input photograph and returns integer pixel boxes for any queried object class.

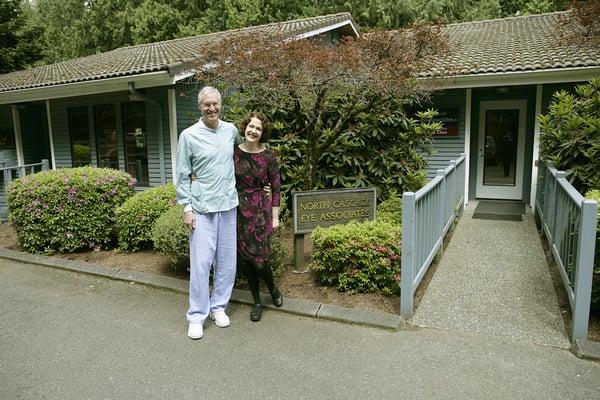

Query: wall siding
[426,89,467,179]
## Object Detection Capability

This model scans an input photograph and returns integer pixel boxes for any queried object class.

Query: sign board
[432,108,459,137]
[292,188,377,234]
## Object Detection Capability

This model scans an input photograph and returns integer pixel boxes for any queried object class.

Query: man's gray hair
[198,86,222,107]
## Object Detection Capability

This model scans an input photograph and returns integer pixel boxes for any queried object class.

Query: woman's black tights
[241,260,275,305]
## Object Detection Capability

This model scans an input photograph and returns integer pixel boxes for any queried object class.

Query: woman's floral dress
[234,146,281,263]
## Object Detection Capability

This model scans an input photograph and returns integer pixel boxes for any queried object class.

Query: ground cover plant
[7,167,135,253]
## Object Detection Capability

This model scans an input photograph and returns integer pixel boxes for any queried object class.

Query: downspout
[128,82,166,185]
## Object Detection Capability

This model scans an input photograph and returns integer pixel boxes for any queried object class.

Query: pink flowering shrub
[7,167,136,253]
[115,184,177,251]
[310,220,401,295]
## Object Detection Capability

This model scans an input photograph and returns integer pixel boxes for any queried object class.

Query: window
[94,104,118,169]
[121,102,149,186]
[68,107,92,167]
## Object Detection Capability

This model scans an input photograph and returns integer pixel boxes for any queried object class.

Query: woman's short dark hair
[239,112,272,143]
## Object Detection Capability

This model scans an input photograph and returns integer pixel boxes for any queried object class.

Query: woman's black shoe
[250,304,262,322]
[270,287,283,307]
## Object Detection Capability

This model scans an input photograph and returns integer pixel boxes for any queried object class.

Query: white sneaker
[187,323,204,339]
[210,310,231,327]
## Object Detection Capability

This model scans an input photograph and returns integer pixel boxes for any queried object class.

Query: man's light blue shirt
[176,119,242,214]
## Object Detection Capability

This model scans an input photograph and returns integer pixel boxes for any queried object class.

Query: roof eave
[0,71,173,105]
[425,66,600,89]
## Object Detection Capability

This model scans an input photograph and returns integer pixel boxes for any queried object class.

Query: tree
[0,0,43,73]
[131,0,183,43]
[194,26,448,196]
[559,0,600,44]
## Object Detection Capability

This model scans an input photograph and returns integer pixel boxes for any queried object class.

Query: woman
[234,111,283,322]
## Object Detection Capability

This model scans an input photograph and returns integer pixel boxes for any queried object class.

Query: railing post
[437,169,445,238]
[401,191,416,319]
[571,199,598,341]
[550,171,566,243]
[449,160,457,216]
[41,159,49,171]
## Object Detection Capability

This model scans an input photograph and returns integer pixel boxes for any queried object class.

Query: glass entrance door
[476,100,526,200]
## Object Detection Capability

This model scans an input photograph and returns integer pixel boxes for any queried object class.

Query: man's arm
[175,132,195,231]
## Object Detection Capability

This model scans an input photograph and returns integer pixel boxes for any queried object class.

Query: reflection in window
[122,102,149,186]
[0,128,14,149]
[68,107,92,167]
[94,105,118,170]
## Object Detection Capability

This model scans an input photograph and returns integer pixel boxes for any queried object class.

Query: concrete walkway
[413,201,571,348]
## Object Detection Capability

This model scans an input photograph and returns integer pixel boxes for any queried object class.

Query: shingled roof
[0,13,356,93]
[426,11,600,78]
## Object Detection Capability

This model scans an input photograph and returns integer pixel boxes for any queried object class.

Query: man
[176,86,242,340]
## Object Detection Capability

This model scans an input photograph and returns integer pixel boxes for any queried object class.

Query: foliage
[377,196,403,226]
[310,220,401,294]
[7,167,136,253]
[0,0,43,73]
[1,0,570,71]
[265,226,289,277]
[557,0,600,45]
[115,184,177,251]
[202,28,445,201]
[586,189,600,309]
[151,204,189,269]
[539,78,600,193]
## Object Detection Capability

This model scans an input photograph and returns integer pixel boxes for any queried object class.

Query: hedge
[115,184,177,251]
[310,220,401,295]
[8,167,135,253]
[151,204,189,268]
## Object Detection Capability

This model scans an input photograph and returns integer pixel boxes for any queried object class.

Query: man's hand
[184,211,196,232]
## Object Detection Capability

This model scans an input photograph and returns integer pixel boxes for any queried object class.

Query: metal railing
[401,153,466,318]
[535,160,598,341]
[0,159,50,219]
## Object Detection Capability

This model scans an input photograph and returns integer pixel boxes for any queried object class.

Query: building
[423,12,600,206]
[0,13,358,190]
[0,11,598,209]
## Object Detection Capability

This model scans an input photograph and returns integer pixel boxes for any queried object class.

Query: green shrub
[8,167,135,253]
[151,204,189,268]
[267,225,289,277]
[310,220,401,295]
[539,78,600,193]
[115,184,177,251]
[376,196,403,226]
[586,189,600,310]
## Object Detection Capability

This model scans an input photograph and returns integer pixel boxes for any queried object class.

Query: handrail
[401,153,466,318]
[535,160,598,341]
